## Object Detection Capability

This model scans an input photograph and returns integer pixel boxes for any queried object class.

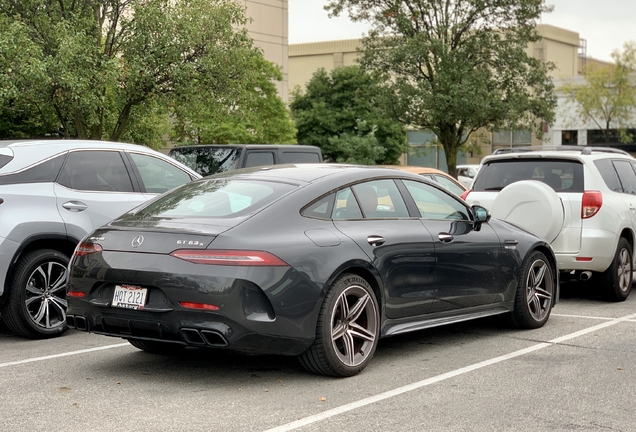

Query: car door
[331,179,437,319]
[401,179,504,313]
[54,150,147,242]
[125,151,196,199]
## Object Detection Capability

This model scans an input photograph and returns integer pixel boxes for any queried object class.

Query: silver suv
[0,140,200,338]
[463,146,635,302]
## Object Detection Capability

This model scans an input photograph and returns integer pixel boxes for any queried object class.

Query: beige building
[287,24,589,165]
[243,0,289,101]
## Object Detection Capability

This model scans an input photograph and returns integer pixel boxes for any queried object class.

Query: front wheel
[507,251,555,329]
[1,249,69,338]
[600,238,632,302]
[298,273,379,377]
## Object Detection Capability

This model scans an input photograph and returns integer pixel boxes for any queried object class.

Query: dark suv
[168,144,323,176]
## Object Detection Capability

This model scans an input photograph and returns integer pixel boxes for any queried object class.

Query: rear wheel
[299,273,379,377]
[508,251,554,329]
[600,238,632,302]
[128,339,186,354]
[1,249,69,338]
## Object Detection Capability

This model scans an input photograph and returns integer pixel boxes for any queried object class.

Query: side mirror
[472,205,490,223]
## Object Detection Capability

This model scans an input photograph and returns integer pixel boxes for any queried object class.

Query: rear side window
[132,179,296,218]
[612,161,636,194]
[245,152,275,167]
[0,154,13,170]
[472,159,584,192]
[57,151,133,192]
[302,193,335,219]
[594,159,622,192]
[281,151,321,164]
[0,154,66,185]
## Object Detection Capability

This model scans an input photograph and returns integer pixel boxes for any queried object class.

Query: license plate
[112,285,147,310]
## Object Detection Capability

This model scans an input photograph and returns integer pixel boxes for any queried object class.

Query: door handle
[62,201,88,212]
[367,235,385,246]
[438,233,454,243]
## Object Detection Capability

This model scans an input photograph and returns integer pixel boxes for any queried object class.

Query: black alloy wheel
[601,237,633,302]
[1,249,69,338]
[299,273,379,377]
[508,250,554,329]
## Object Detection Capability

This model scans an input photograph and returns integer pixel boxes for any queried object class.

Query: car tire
[507,250,555,329]
[1,249,69,339]
[600,238,632,302]
[128,339,186,353]
[298,273,379,377]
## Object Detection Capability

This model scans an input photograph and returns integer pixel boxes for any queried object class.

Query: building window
[562,130,578,145]
[587,129,636,145]
[492,129,532,146]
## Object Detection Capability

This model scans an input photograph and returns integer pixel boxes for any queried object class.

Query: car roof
[203,163,431,185]
[483,146,634,164]
[378,165,450,175]
[168,144,321,151]
[0,139,200,176]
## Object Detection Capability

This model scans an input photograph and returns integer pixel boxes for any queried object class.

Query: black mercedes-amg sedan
[66,164,558,377]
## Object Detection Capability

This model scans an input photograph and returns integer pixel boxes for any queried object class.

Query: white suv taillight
[460,190,471,200]
[582,191,603,219]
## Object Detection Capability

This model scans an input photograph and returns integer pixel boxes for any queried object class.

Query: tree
[560,41,636,145]
[290,66,407,164]
[325,0,557,176]
[0,0,295,146]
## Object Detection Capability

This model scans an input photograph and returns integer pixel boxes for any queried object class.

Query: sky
[288,0,636,63]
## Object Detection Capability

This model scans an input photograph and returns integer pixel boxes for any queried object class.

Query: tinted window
[594,159,622,192]
[57,151,133,192]
[302,193,335,219]
[168,146,241,176]
[0,154,13,170]
[129,153,192,194]
[613,161,636,194]
[403,180,469,220]
[0,154,66,185]
[472,159,584,192]
[245,152,275,167]
[432,175,465,196]
[132,179,296,219]
[280,151,321,164]
[333,180,410,220]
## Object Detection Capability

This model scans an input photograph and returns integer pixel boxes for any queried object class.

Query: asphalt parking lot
[1,281,635,432]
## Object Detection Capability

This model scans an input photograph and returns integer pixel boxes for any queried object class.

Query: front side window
[57,151,133,192]
[403,180,469,220]
[129,153,192,194]
[432,175,465,196]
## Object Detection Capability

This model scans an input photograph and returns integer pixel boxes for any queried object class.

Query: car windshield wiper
[483,187,504,191]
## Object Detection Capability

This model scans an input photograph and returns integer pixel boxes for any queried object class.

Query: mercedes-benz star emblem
[131,235,144,248]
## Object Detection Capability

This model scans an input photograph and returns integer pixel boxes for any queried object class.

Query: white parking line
[264,312,636,432]
[552,313,614,320]
[0,343,130,369]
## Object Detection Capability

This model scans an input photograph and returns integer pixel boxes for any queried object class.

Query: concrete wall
[243,0,289,101]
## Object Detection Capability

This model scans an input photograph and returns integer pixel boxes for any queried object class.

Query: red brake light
[460,190,471,200]
[170,250,289,266]
[67,291,86,298]
[179,302,220,311]
[73,242,103,257]
[582,191,602,219]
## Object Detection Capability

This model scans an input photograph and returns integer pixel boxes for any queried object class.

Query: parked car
[379,165,467,196]
[463,146,635,301]
[457,164,481,188]
[0,139,200,338]
[167,144,323,176]
[66,164,558,377]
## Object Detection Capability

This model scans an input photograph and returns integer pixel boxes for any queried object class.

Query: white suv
[462,146,635,302]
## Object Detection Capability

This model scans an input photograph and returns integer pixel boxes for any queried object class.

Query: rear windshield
[168,147,241,176]
[130,179,297,219]
[472,159,584,192]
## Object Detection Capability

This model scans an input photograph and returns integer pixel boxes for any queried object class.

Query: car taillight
[179,301,220,311]
[582,191,603,219]
[170,250,289,266]
[73,242,103,257]
[460,190,471,200]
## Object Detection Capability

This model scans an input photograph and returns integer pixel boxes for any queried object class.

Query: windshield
[168,147,241,176]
